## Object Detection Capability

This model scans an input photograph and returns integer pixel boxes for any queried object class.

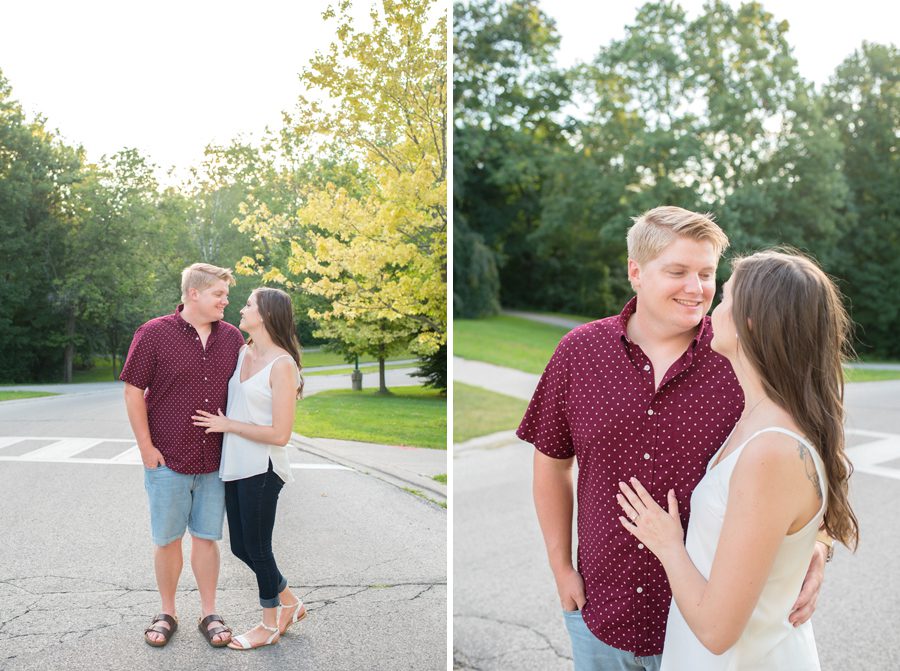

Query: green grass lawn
[295,385,446,449]
[845,368,900,383]
[453,382,529,443]
[0,391,59,401]
[855,354,900,364]
[454,315,570,374]
[72,357,119,383]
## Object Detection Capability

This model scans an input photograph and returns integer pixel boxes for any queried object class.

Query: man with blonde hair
[121,263,246,647]
[518,207,828,669]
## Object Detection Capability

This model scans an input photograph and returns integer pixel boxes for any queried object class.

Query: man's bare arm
[789,541,828,626]
[123,383,165,468]
[533,449,584,610]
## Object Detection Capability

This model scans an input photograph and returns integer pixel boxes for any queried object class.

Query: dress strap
[268,354,301,386]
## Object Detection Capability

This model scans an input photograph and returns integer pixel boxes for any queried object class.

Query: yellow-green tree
[239,0,447,392]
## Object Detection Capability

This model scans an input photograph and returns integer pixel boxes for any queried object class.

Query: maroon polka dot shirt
[120,305,245,475]
[517,297,744,656]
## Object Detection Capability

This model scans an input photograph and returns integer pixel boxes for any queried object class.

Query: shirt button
[636,586,644,594]
[643,453,650,460]
[643,364,650,371]
[638,543,645,549]
[647,409,654,416]
[205,399,209,403]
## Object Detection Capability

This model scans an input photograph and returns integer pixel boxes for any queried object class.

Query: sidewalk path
[453,357,538,401]
[501,310,587,330]
[845,362,900,370]
[294,434,447,503]
[304,358,418,373]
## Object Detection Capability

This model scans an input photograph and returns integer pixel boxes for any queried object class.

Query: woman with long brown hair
[616,249,858,670]
[192,287,306,650]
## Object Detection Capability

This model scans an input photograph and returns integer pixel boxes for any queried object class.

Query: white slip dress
[219,346,300,484]
[660,427,826,671]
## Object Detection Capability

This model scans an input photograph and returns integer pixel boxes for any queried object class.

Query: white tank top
[661,427,827,671]
[219,346,299,484]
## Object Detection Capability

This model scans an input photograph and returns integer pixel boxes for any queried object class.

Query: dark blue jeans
[225,461,288,607]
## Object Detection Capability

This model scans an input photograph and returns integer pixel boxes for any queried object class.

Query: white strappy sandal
[279,599,308,635]
[227,622,280,650]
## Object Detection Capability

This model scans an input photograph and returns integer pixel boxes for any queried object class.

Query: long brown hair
[730,249,858,550]
[249,288,304,398]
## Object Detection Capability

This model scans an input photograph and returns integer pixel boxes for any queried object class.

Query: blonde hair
[627,206,729,264]
[180,263,235,301]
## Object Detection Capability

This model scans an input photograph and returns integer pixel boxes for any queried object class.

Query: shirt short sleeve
[516,333,575,459]
[120,323,157,390]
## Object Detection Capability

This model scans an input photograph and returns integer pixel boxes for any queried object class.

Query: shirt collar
[174,304,219,334]
[617,296,707,349]
[617,297,637,341]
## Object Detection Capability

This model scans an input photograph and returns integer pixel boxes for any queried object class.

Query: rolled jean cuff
[259,577,289,608]
[260,594,281,608]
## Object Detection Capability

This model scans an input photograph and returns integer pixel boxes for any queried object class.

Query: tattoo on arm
[796,441,823,502]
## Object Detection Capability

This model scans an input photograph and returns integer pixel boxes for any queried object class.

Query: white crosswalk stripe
[24,437,105,460]
[845,429,900,481]
[0,436,27,449]
[0,436,351,470]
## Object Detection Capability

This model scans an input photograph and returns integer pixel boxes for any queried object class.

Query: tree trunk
[378,356,388,394]
[109,328,120,381]
[63,309,75,383]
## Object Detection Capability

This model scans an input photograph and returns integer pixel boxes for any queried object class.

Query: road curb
[454,430,522,453]
[291,433,447,504]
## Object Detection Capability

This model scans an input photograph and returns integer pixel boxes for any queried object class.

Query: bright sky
[0,0,379,182]
[541,0,898,85]
[2,0,890,183]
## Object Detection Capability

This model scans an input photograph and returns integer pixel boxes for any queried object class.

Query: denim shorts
[143,465,225,546]
[563,609,661,671]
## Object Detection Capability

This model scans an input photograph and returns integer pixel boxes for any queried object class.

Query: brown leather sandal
[198,613,232,647]
[144,613,178,647]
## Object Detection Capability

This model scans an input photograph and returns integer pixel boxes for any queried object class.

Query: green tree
[0,70,80,381]
[453,0,862,326]
[825,43,900,357]
[453,0,569,314]
[52,149,163,381]
[240,0,447,393]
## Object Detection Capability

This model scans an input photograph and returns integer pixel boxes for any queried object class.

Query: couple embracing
[520,207,858,670]
[121,263,306,650]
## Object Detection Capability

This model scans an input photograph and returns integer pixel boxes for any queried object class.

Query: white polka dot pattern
[517,297,744,656]
[120,305,245,475]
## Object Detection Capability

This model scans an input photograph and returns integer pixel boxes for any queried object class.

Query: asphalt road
[453,380,900,670]
[0,379,447,671]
